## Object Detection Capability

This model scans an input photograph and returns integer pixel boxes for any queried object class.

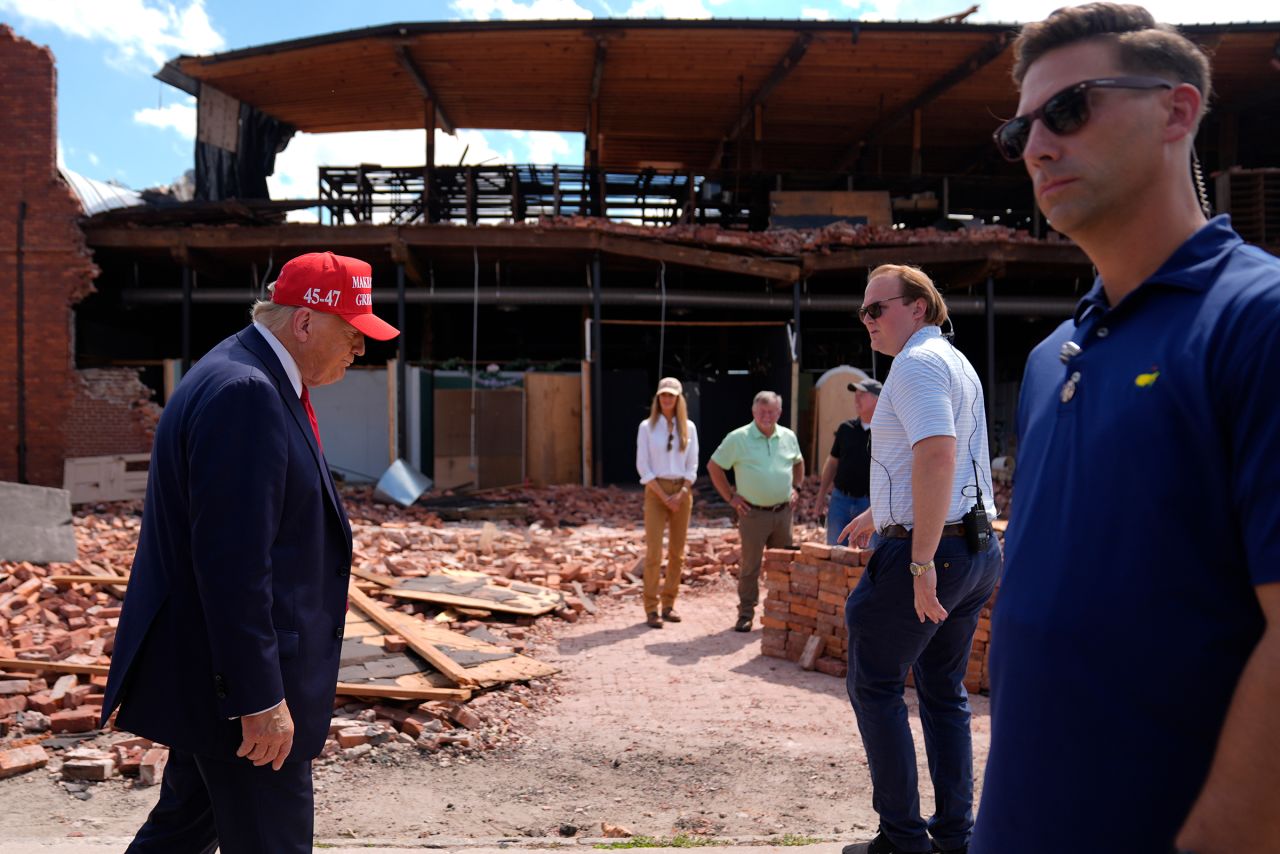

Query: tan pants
[643,478,692,614]
[737,505,794,619]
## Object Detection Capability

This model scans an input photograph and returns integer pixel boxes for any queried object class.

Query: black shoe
[842,831,906,854]
[646,612,663,629]
[733,616,752,632]
[931,843,967,854]
[661,608,682,623]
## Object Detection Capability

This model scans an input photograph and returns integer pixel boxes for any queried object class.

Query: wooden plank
[48,575,131,586]
[580,359,594,487]
[524,373,582,486]
[335,680,471,701]
[347,585,477,687]
[571,581,598,615]
[799,635,824,671]
[597,233,800,282]
[0,658,110,676]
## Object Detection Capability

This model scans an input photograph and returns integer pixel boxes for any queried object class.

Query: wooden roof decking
[163,19,1280,173]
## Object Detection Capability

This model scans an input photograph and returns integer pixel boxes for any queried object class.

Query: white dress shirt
[636,416,699,485]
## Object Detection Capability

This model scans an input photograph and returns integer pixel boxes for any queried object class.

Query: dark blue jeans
[845,534,1002,853]
[826,488,871,546]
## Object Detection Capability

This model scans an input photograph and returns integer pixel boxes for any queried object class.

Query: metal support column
[591,252,604,485]
[985,275,997,444]
[396,263,408,459]
[181,264,192,373]
[792,277,802,430]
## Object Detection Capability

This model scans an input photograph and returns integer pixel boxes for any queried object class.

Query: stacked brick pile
[760,543,997,694]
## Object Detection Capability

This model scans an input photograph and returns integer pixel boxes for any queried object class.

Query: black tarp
[195,102,295,201]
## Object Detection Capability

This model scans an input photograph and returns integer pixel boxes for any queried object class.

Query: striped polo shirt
[869,325,997,530]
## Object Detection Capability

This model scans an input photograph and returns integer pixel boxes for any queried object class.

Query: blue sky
[1,0,1271,197]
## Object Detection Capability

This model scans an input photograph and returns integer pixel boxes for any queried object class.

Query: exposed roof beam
[590,37,608,103]
[395,45,457,135]
[709,32,813,170]
[834,32,1009,171]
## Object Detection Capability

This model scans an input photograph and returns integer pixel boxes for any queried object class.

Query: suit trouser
[643,479,692,613]
[736,505,793,619]
[845,535,1002,853]
[127,747,313,854]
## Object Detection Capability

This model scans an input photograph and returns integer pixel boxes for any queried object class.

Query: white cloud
[451,0,593,20]
[524,131,575,164]
[56,139,66,168]
[88,152,100,166]
[622,0,712,16]
[801,7,834,20]
[0,0,224,72]
[133,99,197,139]
[842,0,901,22]
[959,0,1271,23]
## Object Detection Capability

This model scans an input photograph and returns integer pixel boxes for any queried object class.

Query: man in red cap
[103,252,399,853]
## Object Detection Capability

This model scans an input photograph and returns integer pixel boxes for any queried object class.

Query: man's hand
[237,700,294,771]
[913,571,948,624]
[729,494,750,517]
[790,487,799,507]
[839,507,875,548]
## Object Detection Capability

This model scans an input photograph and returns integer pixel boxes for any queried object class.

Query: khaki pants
[643,478,692,614]
[737,505,794,619]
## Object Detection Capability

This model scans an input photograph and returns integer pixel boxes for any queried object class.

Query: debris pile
[1,485,827,789]
[535,216,1050,257]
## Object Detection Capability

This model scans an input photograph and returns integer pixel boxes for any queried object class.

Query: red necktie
[300,385,323,453]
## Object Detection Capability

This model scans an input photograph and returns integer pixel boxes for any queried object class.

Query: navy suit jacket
[102,325,352,760]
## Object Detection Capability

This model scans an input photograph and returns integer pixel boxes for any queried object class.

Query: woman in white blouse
[636,376,699,629]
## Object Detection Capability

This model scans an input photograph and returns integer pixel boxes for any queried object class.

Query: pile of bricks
[760,543,996,694]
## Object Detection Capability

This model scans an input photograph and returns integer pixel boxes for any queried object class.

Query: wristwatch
[908,560,935,577]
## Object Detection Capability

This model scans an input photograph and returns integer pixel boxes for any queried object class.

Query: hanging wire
[470,247,480,475]
[656,261,667,378]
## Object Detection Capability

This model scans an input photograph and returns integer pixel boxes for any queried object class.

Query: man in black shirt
[817,379,880,546]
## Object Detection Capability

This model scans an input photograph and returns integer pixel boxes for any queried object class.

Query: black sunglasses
[992,76,1174,162]
[858,295,911,321]
[667,430,674,452]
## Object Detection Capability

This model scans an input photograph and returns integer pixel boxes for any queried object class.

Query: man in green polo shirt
[708,390,805,632]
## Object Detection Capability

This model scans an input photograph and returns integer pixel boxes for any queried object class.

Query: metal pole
[396,263,408,459]
[15,201,27,483]
[792,277,802,430]
[985,275,997,445]
[591,252,604,485]
[181,264,192,373]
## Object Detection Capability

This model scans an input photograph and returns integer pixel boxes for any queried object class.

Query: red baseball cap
[272,252,399,341]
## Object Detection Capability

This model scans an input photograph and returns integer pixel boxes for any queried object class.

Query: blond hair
[868,264,949,327]
[649,392,690,452]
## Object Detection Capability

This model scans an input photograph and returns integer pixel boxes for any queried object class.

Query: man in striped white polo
[838,265,1002,854]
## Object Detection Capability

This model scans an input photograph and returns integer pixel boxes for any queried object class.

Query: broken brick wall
[760,542,996,693]
[64,369,160,458]
[0,26,100,486]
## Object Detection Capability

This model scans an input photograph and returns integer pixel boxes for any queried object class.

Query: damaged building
[2,19,1278,493]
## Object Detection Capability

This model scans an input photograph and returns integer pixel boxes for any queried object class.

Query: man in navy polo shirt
[974,5,1280,854]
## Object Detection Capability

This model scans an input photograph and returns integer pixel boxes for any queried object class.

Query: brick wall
[0,26,101,486]
[761,542,996,693]
[64,369,161,458]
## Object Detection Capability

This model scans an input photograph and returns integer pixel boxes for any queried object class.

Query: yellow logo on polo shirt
[1134,369,1160,388]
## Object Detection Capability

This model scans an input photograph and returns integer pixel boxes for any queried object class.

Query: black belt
[745,500,790,512]
[880,522,967,540]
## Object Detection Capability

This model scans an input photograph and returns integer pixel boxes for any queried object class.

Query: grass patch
[594,834,724,849]
[769,834,826,846]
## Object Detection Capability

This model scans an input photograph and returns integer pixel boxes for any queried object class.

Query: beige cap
[656,377,683,396]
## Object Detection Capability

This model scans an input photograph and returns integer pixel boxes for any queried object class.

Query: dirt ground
[0,547,991,843]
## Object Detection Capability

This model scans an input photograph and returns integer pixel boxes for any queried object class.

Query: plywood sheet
[353,567,563,616]
[812,366,869,464]
[525,372,582,486]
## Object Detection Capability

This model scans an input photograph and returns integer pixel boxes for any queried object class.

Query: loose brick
[138,748,169,786]
[49,706,98,733]
[0,745,49,779]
